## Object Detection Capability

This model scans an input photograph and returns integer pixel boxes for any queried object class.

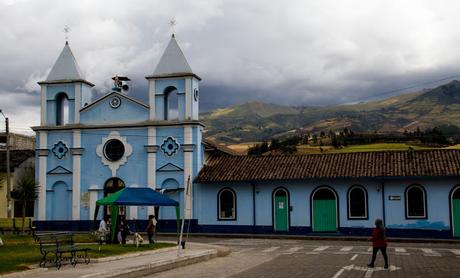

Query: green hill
[201,80,460,143]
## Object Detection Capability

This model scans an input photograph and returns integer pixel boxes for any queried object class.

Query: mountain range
[201,80,460,143]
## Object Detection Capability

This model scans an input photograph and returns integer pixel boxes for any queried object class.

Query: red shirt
[371,227,387,248]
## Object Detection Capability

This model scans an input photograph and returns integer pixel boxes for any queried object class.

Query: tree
[10,167,38,233]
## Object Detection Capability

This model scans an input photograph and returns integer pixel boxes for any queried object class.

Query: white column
[129,184,138,220]
[185,78,192,119]
[72,130,81,220]
[197,127,202,169]
[40,85,47,125]
[183,126,193,219]
[74,83,81,124]
[88,185,101,220]
[148,80,156,120]
[147,127,156,216]
[38,131,47,220]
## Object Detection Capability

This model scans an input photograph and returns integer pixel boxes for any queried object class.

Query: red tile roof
[195,149,460,183]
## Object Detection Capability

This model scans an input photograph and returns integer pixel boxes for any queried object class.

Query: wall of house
[195,177,460,238]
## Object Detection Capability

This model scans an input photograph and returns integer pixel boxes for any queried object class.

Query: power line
[350,74,460,103]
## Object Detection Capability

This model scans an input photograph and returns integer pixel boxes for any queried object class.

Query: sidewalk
[0,242,229,278]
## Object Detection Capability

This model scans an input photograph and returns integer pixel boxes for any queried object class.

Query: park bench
[36,232,90,269]
[0,218,18,234]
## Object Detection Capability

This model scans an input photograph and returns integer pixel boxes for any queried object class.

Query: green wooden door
[453,198,460,238]
[274,194,288,232]
[313,199,337,232]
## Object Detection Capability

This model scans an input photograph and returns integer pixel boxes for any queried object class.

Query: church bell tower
[146,34,202,219]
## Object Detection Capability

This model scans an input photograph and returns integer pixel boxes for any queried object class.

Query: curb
[82,249,220,278]
[92,246,178,263]
[0,268,48,278]
[158,232,460,244]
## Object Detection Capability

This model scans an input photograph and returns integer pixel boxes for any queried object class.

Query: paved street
[148,237,460,278]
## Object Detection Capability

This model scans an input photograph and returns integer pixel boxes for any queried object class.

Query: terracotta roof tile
[195,149,460,183]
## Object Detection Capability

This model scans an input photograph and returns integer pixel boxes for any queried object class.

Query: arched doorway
[451,186,460,238]
[160,179,181,220]
[273,188,289,232]
[311,187,338,232]
[104,178,125,219]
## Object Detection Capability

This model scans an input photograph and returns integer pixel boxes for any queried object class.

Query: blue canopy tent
[93,187,180,242]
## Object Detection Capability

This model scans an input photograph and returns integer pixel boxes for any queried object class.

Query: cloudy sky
[2,0,460,134]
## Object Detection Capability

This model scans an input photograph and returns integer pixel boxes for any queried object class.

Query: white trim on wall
[74,83,81,123]
[347,185,368,219]
[451,186,460,237]
[405,184,427,219]
[38,131,47,220]
[72,130,81,220]
[41,85,47,125]
[184,126,193,219]
[311,186,338,231]
[95,131,133,177]
[147,127,156,216]
[218,188,236,220]
[89,185,102,221]
[149,80,156,120]
[185,78,191,119]
[273,188,289,231]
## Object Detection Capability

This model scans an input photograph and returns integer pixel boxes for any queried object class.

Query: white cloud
[2,0,460,134]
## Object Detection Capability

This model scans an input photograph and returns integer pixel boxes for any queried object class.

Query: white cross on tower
[63,25,71,43]
[169,18,176,37]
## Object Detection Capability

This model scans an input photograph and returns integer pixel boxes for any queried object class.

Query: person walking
[145,214,156,244]
[368,218,389,269]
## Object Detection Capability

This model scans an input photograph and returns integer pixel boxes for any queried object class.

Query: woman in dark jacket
[145,215,156,244]
[368,218,389,269]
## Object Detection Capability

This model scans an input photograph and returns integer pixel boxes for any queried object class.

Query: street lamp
[0,109,12,218]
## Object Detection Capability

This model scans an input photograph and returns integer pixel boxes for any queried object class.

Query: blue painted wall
[80,93,149,124]
[195,178,458,236]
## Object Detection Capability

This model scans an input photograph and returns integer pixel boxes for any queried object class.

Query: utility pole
[0,110,11,218]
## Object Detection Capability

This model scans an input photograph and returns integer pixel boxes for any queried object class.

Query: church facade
[33,35,202,230]
[34,36,460,238]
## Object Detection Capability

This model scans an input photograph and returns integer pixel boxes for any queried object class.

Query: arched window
[218,188,236,220]
[347,185,368,219]
[405,184,427,219]
[56,92,69,125]
[164,86,179,120]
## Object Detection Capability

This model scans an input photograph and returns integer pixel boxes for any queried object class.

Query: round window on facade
[110,96,121,108]
[104,139,125,161]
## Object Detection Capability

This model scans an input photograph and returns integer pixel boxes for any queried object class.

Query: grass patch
[297,143,438,154]
[330,143,435,153]
[0,234,175,275]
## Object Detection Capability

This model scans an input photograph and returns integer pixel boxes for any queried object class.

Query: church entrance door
[312,187,337,232]
[104,178,126,220]
[273,188,289,232]
[452,186,460,238]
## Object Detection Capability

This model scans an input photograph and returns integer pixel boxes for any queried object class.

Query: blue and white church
[34,35,460,239]
[34,35,203,230]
